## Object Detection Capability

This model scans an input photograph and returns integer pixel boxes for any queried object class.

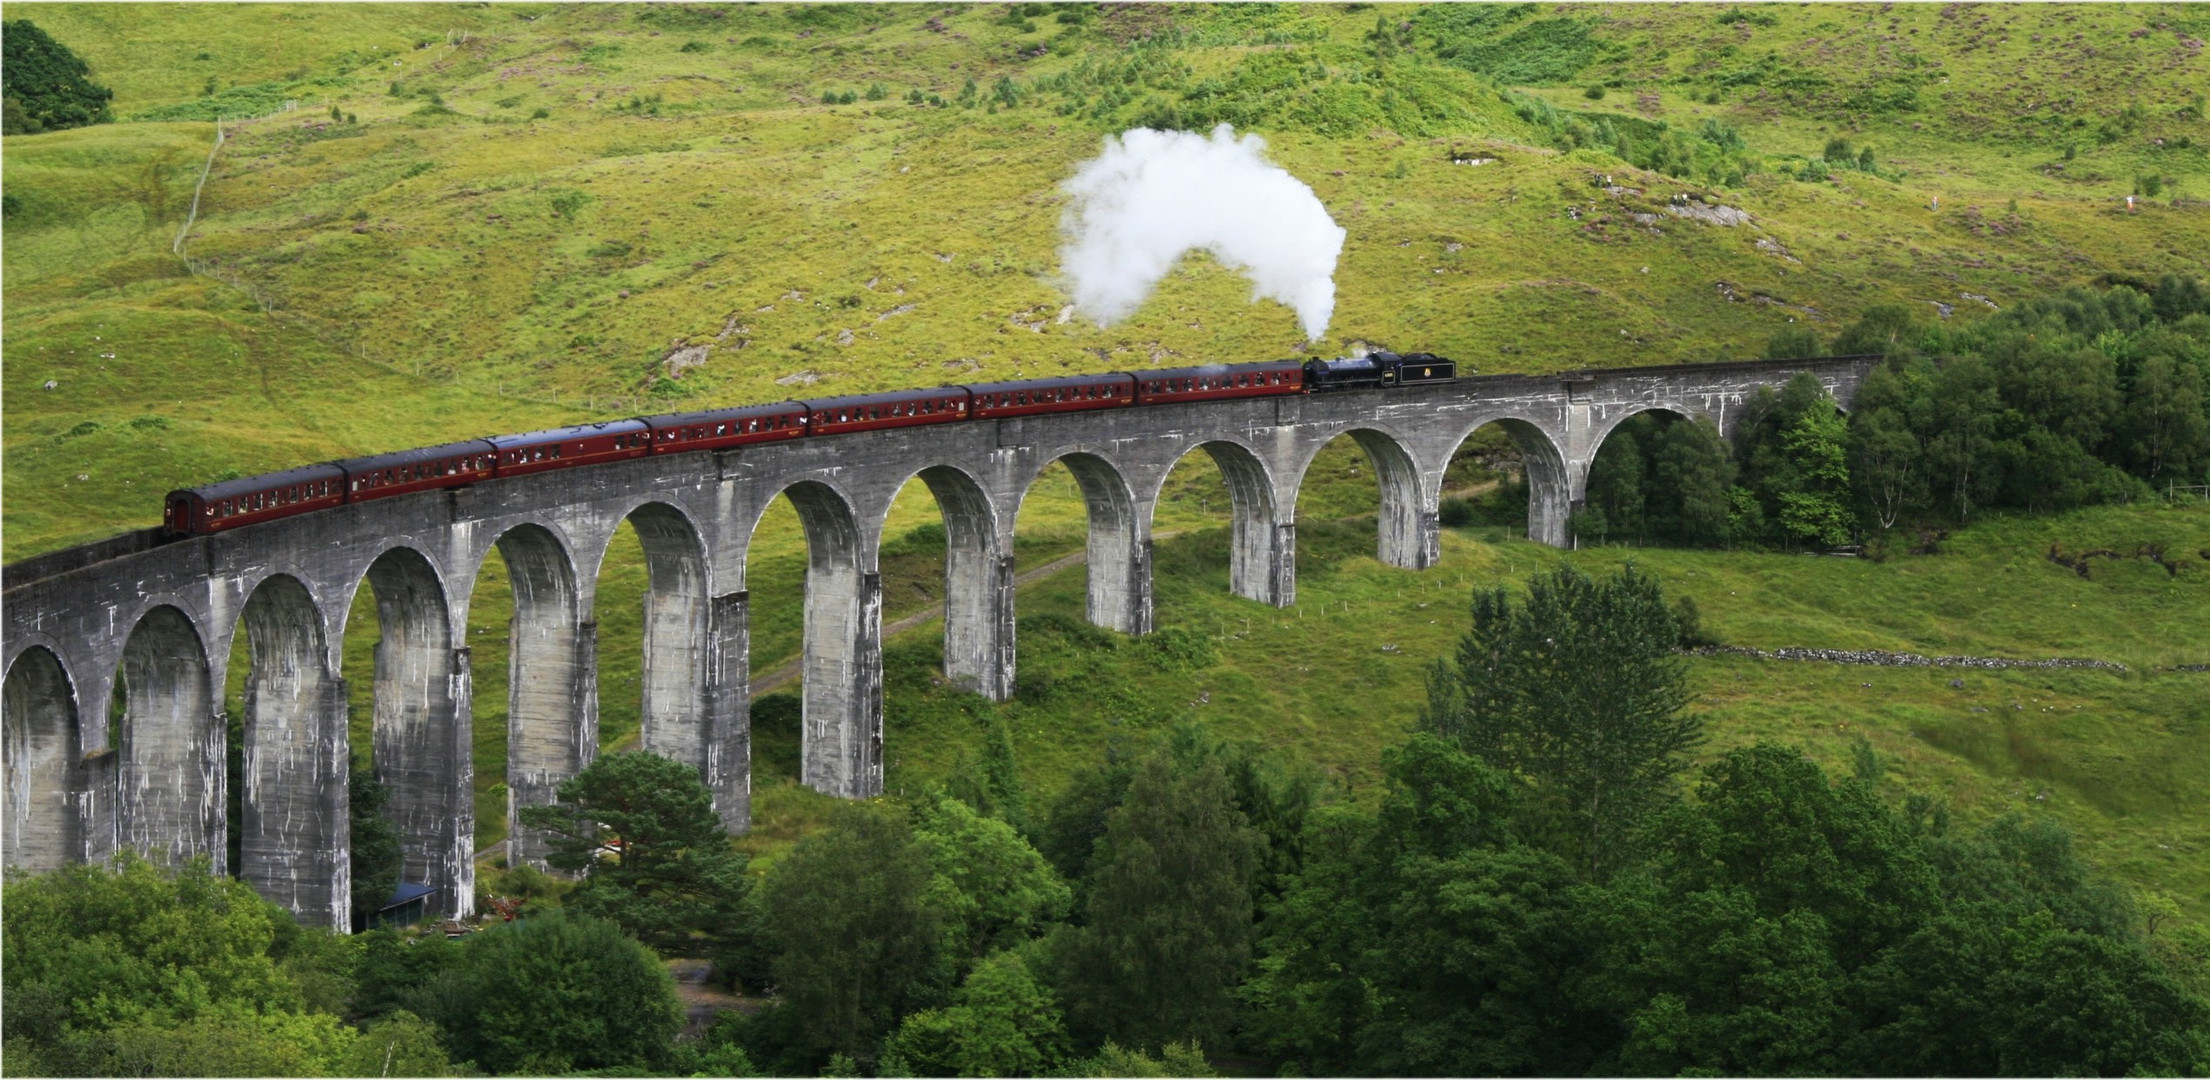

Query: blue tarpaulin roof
[378,882,437,912]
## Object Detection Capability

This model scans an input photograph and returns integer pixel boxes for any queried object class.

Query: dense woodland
[1577,275,2210,550]
[8,560,2206,1077]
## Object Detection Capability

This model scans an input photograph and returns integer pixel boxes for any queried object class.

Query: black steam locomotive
[1302,350,1459,391]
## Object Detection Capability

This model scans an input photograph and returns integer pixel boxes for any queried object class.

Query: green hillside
[7,1,2208,554]
[5,3,2208,919]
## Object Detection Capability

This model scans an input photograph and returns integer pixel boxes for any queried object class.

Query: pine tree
[515,751,756,964]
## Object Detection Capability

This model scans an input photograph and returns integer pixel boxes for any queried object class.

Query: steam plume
[1060,124,1346,342]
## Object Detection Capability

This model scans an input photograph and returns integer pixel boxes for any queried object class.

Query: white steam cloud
[1060,124,1346,342]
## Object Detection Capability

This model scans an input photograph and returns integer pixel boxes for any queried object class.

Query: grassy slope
[8,3,2208,557]
[859,499,2210,916]
[5,4,2206,910]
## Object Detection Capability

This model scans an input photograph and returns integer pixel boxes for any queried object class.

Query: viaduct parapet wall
[2,356,1873,928]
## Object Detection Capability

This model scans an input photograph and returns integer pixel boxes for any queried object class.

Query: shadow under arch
[1587,403,1710,456]
[4,645,83,871]
[113,604,222,868]
[589,503,709,769]
[233,574,349,929]
[902,463,1009,699]
[483,523,588,869]
[1154,439,1287,607]
[1295,426,1432,571]
[1446,417,1574,548]
[359,546,471,918]
[743,479,878,799]
[1019,452,1146,636]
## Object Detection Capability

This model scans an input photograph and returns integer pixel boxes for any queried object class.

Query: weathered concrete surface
[237,574,349,931]
[3,646,82,870]
[2,356,1873,925]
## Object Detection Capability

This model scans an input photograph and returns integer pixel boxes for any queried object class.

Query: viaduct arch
[2,356,1873,926]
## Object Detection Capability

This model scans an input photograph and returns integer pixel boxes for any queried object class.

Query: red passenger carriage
[645,402,809,453]
[489,420,654,477]
[966,373,1137,419]
[802,388,970,436]
[164,463,347,534]
[339,440,499,502]
[1133,360,1303,405]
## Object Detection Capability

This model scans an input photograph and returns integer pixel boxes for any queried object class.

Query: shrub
[548,188,590,218]
[1142,626,1217,671]
[1583,84,1606,100]
[1438,496,1475,527]
[420,912,682,1074]
[680,39,711,53]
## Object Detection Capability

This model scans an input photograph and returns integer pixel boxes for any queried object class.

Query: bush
[548,188,590,218]
[1583,84,1606,100]
[2,855,315,1037]
[1438,496,1475,527]
[419,912,682,1074]
[1141,626,1217,671]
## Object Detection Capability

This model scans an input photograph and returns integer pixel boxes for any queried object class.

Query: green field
[7,4,2208,920]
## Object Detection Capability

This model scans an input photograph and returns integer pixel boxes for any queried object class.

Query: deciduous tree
[1055,747,1265,1052]
[763,803,944,1065]
[1422,564,1699,880]
[0,21,112,132]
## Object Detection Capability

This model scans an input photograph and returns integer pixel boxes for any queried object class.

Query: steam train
[164,351,1457,537]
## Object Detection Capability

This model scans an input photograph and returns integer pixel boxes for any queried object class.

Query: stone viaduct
[2,356,1873,929]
